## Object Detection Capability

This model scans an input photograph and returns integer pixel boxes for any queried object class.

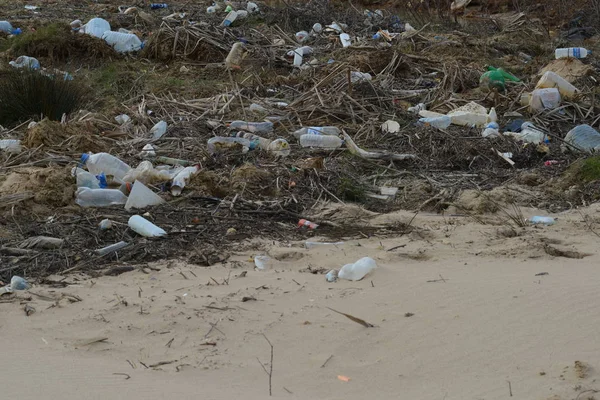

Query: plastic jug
[81,152,132,182]
[299,134,343,149]
[293,126,340,139]
[102,31,143,53]
[75,187,128,207]
[536,71,578,99]
[82,18,110,38]
[338,257,377,281]
[128,215,166,237]
[522,88,561,112]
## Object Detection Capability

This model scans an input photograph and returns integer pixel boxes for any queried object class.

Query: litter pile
[0,0,599,280]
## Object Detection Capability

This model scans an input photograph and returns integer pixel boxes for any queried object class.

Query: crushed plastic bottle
[293,126,340,139]
[529,216,555,225]
[81,18,110,38]
[298,219,318,229]
[408,103,426,114]
[9,56,40,70]
[102,31,143,53]
[10,276,30,291]
[325,270,338,282]
[418,115,451,130]
[299,134,343,149]
[350,71,372,83]
[253,255,272,271]
[225,42,244,70]
[536,71,578,99]
[150,3,168,9]
[99,219,113,230]
[339,33,351,47]
[81,152,132,182]
[95,241,129,256]
[128,215,167,237]
[171,165,199,196]
[267,138,291,157]
[115,114,131,125]
[562,125,600,153]
[338,257,377,281]
[207,137,252,154]
[228,120,273,134]
[75,187,128,207]
[0,139,22,153]
[72,167,102,189]
[150,120,168,139]
[122,161,172,184]
[555,47,591,59]
[0,21,21,35]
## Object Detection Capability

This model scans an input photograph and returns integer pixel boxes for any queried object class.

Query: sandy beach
[2,207,600,400]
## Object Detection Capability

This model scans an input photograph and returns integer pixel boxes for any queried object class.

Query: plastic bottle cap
[80,153,90,165]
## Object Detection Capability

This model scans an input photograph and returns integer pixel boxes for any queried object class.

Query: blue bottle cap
[96,173,107,188]
[80,153,90,165]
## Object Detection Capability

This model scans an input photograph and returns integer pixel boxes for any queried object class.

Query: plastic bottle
[562,125,600,153]
[171,165,199,196]
[128,215,167,237]
[305,241,344,249]
[325,270,338,282]
[229,120,273,134]
[0,139,22,153]
[10,276,30,290]
[81,152,132,182]
[102,31,143,53]
[311,23,322,35]
[72,167,101,189]
[529,216,555,226]
[225,42,244,70]
[99,219,113,230]
[293,126,340,139]
[82,18,110,38]
[488,107,497,123]
[236,10,249,19]
[9,56,40,70]
[207,5,216,13]
[75,187,128,207]
[150,120,168,139]
[295,30,309,43]
[418,115,451,130]
[338,257,377,281]
[340,33,351,47]
[237,131,271,149]
[122,161,171,184]
[115,114,131,125]
[248,103,268,113]
[150,3,168,9]
[299,134,343,149]
[350,71,372,83]
[207,137,252,154]
[288,46,313,66]
[536,71,578,99]
[267,138,290,157]
[522,88,561,112]
[298,219,318,229]
[504,122,546,144]
[222,11,238,27]
[0,21,21,35]
[95,241,129,256]
[555,47,590,59]
[247,1,259,12]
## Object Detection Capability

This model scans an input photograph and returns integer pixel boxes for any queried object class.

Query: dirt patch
[0,166,75,209]
[23,119,110,153]
[231,164,276,196]
[188,170,231,198]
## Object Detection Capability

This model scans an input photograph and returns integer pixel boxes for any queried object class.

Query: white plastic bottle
[82,18,111,38]
[0,139,22,153]
[293,126,340,139]
[555,47,591,59]
[128,215,167,237]
[418,115,451,130]
[75,187,128,207]
[536,71,578,99]
[338,257,377,281]
[72,167,101,189]
[81,152,132,181]
[171,165,199,196]
[9,56,40,70]
[229,121,273,134]
[299,134,343,149]
[102,31,143,53]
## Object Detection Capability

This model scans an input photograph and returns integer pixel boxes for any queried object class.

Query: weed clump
[0,69,86,125]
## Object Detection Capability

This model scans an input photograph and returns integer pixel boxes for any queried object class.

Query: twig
[113,373,131,380]
[320,354,333,368]
[257,334,274,396]
[507,380,512,397]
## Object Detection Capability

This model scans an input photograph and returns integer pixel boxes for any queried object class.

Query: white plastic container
[0,139,22,153]
[350,71,372,83]
[207,137,251,154]
[504,122,546,144]
[115,114,131,125]
[229,120,273,134]
[72,167,101,189]
[419,115,451,130]
[525,88,561,112]
[207,6,216,13]
[536,71,578,99]
[555,47,590,59]
[150,120,167,139]
[267,138,291,157]
[222,11,238,27]
[311,23,323,34]
[81,152,132,182]
[254,255,272,271]
[225,42,244,69]
[82,18,110,38]
[300,134,343,149]
[238,131,271,150]
[128,215,167,237]
[102,31,143,53]
[9,56,40,70]
[293,126,340,139]
[236,10,249,19]
[171,165,199,196]
[295,30,309,43]
[247,1,259,12]
[125,180,165,210]
[338,257,377,281]
[562,124,600,153]
[75,187,128,207]
[288,46,313,66]
[340,33,351,47]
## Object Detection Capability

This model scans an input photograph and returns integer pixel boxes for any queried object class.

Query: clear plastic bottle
[529,216,555,225]
[75,187,128,207]
[222,11,238,27]
[562,125,600,153]
[102,31,143,53]
[171,165,200,196]
[340,33,351,47]
[237,131,271,150]
[247,1,259,12]
[0,139,22,153]
[81,152,132,181]
[82,18,111,38]
[207,137,252,154]
[122,160,172,184]
[128,215,167,237]
[536,71,578,99]
[293,126,340,139]
[9,56,40,70]
[555,47,591,59]
[418,115,451,130]
[0,21,21,35]
[229,120,273,134]
[338,257,377,281]
[150,120,167,139]
[299,134,343,149]
[72,167,101,189]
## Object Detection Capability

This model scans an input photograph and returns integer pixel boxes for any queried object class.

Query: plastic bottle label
[573,48,580,58]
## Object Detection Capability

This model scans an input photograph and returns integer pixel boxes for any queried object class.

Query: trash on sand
[305,241,344,249]
[171,165,200,196]
[125,180,165,210]
[76,187,128,208]
[10,276,30,291]
[298,219,318,229]
[381,120,400,134]
[225,42,244,70]
[95,241,129,256]
[504,122,547,144]
[536,71,578,99]
[99,219,113,230]
[300,134,343,149]
[338,257,377,281]
[0,139,22,153]
[81,152,132,182]
[253,255,272,271]
[529,216,555,225]
[325,269,338,282]
[19,236,64,249]
[521,88,561,112]
[562,125,600,153]
[128,215,167,237]
[102,31,143,53]
[293,126,340,139]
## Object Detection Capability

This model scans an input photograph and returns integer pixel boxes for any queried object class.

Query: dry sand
[2,206,600,400]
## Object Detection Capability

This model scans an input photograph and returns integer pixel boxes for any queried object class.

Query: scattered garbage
[125,180,165,210]
[9,56,40,70]
[298,219,318,229]
[555,47,590,59]
[95,241,129,256]
[305,241,344,249]
[72,167,102,189]
[0,21,21,35]
[293,126,340,139]
[300,134,343,149]
[339,33,351,47]
[521,88,561,112]
[20,236,64,249]
[562,125,600,153]
[225,42,244,70]
[99,219,113,230]
[0,139,22,153]
[253,255,272,271]
[325,269,338,282]
[536,71,578,99]
[102,31,143,53]
[229,120,273,134]
[504,122,547,144]
[171,165,199,196]
[115,114,131,125]
[128,215,167,237]
[381,120,400,134]
[207,136,252,154]
[338,257,377,281]
[529,216,555,226]
[79,18,110,38]
[75,187,128,207]
[418,115,451,130]
[150,3,168,9]
[9,276,30,291]
[150,120,168,139]
[81,152,132,182]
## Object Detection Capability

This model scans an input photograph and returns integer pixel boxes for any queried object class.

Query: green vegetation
[337,176,367,203]
[577,156,600,182]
